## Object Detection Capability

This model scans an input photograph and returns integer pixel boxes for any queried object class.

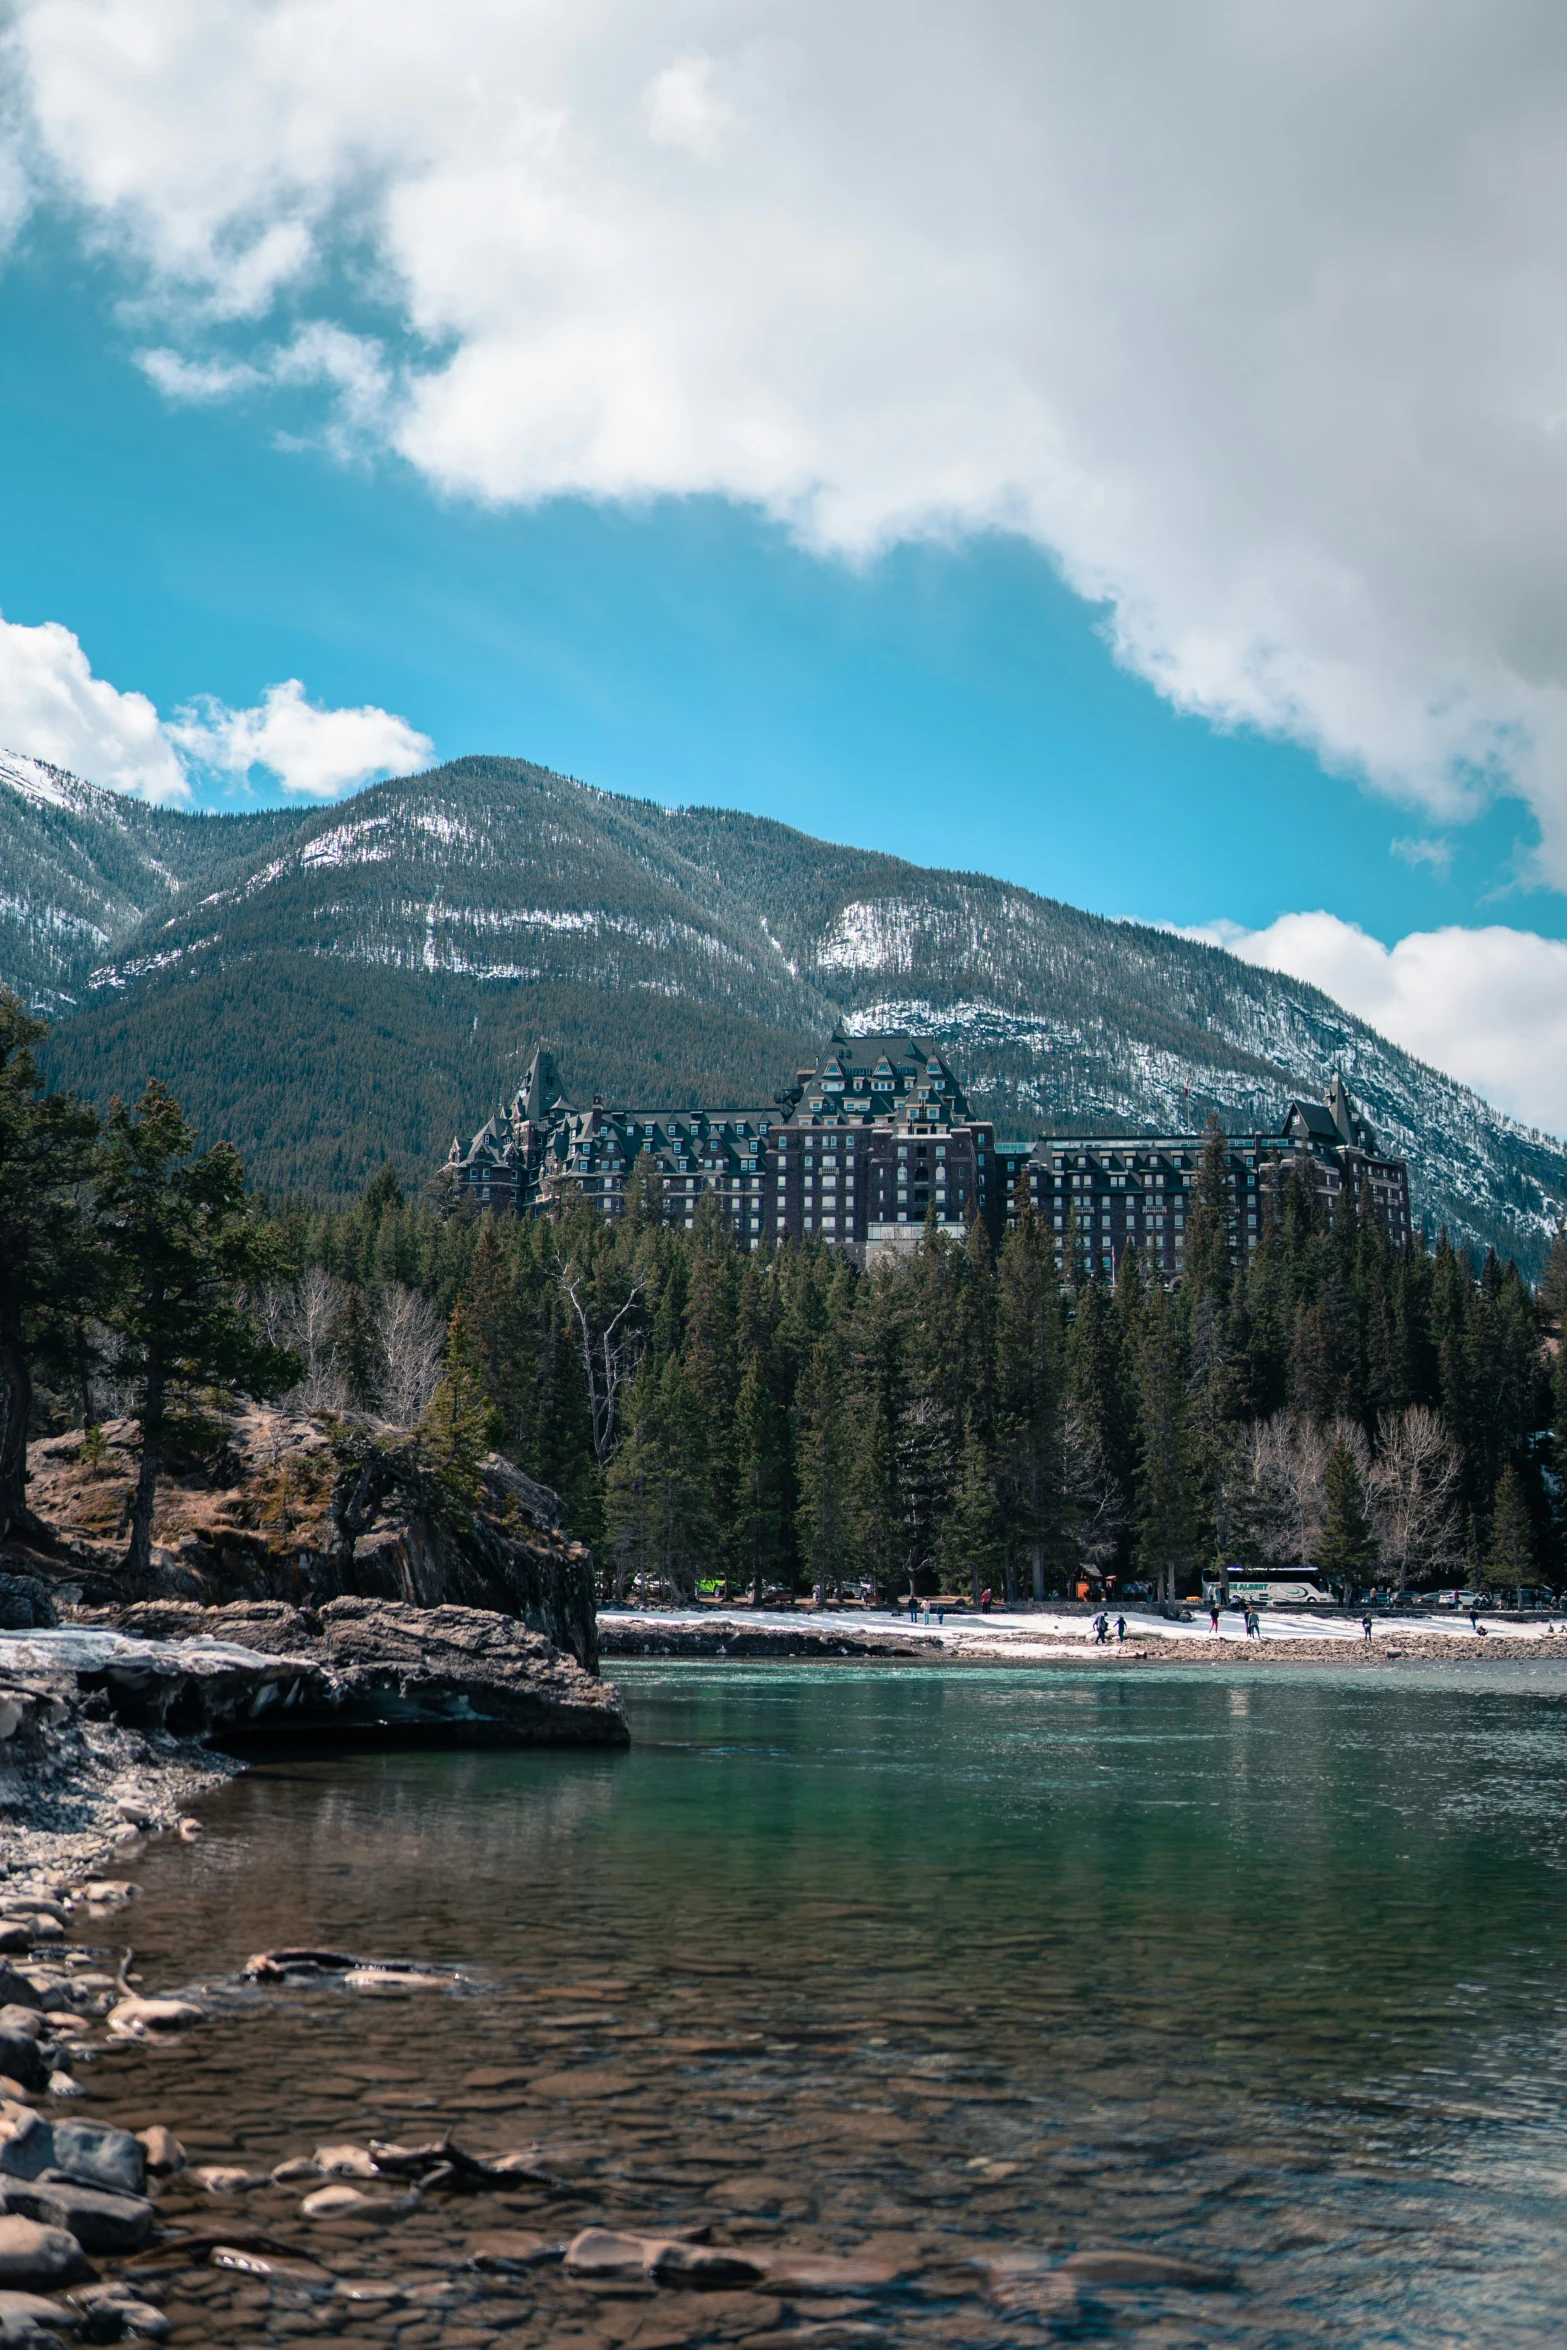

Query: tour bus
[1201,1567,1331,1608]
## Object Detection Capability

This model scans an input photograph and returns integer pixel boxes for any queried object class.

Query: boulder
[0,2178,154,2255]
[0,2220,85,2288]
[0,2115,144,2198]
[0,2046,43,2101]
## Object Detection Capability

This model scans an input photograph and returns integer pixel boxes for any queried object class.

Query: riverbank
[599,1600,1567,1668]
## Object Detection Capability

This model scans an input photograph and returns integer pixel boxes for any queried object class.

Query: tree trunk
[124,1371,164,1582]
[1032,1543,1044,1602]
[0,1319,32,1543]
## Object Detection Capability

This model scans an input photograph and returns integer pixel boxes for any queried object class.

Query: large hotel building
[446,1030,1413,1273]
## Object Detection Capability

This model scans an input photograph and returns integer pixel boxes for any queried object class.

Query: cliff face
[15,1408,601,1675]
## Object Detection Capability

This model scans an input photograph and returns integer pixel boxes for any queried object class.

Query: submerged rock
[563,2227,770,2287]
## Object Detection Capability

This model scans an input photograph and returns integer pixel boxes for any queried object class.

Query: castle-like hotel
[446,1030,1413,1274]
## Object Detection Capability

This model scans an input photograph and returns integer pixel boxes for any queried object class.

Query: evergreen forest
[5,987,1561,1603]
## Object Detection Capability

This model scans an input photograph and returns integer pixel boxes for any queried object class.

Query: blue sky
[0,237,1531,943]
[5,4,1567,1130]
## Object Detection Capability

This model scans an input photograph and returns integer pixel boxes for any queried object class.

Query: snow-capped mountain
[1,747,1561,1262]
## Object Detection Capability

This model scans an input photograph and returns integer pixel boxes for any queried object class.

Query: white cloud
[19,5,1567,878]
[137,346,262,402]
[643,55,734,161]
[0,610,188,801]
[0,611,429,802]
[172,678,432,798]
[1193,912,1567,1138]
[1391,837,1454,877]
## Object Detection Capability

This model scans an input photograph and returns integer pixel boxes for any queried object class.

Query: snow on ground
[601,1603,1567,1652]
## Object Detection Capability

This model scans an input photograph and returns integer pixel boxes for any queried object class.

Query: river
[81,1657,1567,2346]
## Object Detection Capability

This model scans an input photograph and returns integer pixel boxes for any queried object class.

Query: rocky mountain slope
[2,750,1562,1268]
[0,751,302,1014]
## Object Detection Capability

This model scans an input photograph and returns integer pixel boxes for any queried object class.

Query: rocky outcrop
[18,1407,600,1672]
[108,1599,629,1747]
[2,1598,627,1875]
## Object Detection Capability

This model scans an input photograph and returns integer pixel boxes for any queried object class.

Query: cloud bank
[12,4,1567,871]
[0,613,431,802]
[1193,912,1567,1139]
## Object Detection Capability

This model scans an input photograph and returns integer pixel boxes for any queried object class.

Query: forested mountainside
[0,751,304,1013]
[2,750,1562,1267]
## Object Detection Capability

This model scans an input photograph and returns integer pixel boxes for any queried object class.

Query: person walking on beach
[1115,1614,1126,1643]
[1361,1613,1373,1644]
[1209,1600,1221,1633]
[1093,1611,1107,1644]
[1245,1606,1260,1640]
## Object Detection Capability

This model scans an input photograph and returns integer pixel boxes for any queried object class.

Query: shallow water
[78,1658,1567,2347]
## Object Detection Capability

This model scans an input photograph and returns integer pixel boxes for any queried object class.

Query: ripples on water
[84,1659,1567,2347]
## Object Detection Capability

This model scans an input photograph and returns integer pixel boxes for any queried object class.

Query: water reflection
[80,1660,1567,2346]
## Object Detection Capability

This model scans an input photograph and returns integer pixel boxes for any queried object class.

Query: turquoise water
[106,1659,1567,2346]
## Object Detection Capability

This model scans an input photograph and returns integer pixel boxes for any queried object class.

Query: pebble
[175,1822,201,1843]
[135,2131,184,2179]
[301,2184,374,2218]
[192,2167,257,2195]
[562,2227,768,2287]
[105,1999,203,2040]
[312,2145,380,2178]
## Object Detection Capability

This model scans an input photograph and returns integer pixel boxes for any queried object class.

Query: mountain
[0,751,304,1014]
[1,749,1562,1267]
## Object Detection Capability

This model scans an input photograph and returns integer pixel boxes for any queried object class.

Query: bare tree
[1369,1405,1462,1588]
[376,1284,445,1427]
[262,1268,350,1412]
[1246,1412,1328,1564]
[555,1254,643,1470]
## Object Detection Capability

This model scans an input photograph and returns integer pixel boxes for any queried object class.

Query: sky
[3,2,1567,1132]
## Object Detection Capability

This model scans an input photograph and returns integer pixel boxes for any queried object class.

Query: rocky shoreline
[1,1406,632,1886]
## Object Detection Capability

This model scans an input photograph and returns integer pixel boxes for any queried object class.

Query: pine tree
[417,1309,505,1509]
[602,1353,660,1601]
[1316,1435,1378,1585]
[794,1336,851,1598]
[96,1081,299,1579]
[331,1283,382,1410]
[995,1205,1064,1599]
[941,1411,1002,1605]
[1487,1462,1535,1593]
[733,1355,785,1603]
[1065,1274,1131,1584]
[1131,1276,1197,1605]
[0,995,101,1539]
